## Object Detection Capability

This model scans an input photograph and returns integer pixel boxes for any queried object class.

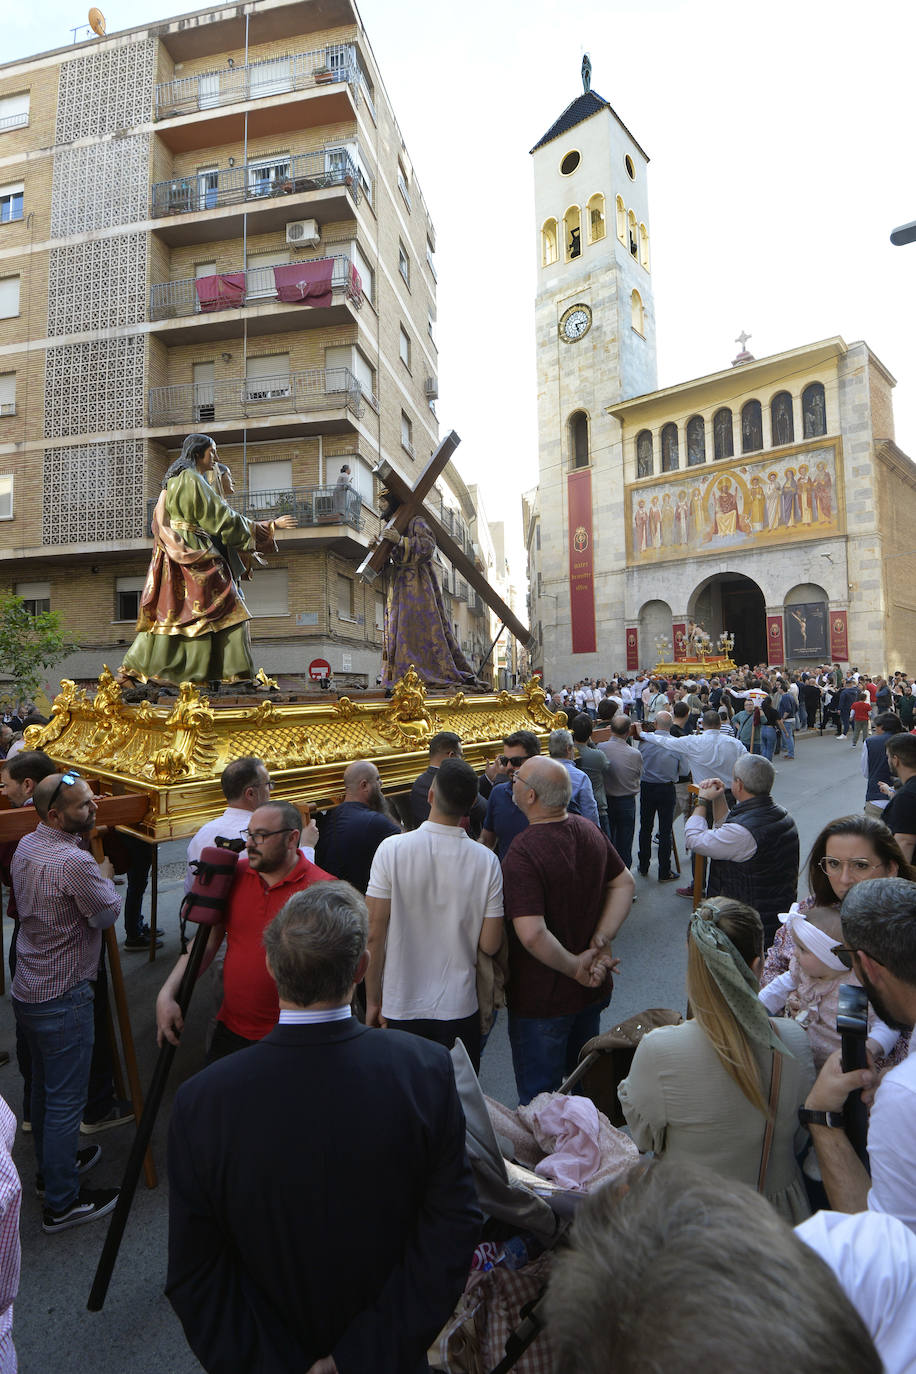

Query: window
[401,411,414,457]
[0,372,15,417]
[636,429,653,478]
[328,345,376,410]
[353,348,377,411]
[616,196,626,244]
[247,155,290,198]
[245,353,290,402]
[569,411,589,468]
[686,415,706,466]
[16,581,50,615]
[661,423,678,473]
[564,206,581,261]
[802,382,827,438]
[196,165,219,211]
[337,572,356,621]
[625,154,636,180]
[541,218,558,267]
[351,241,374,305]
[713,408,734,460]
[535,523,541,550]
[631,288,645,335]
[398,240,410,287]
[0,93,29,133]
[560,150,580,175]
[741,399,763,454]
[0,183,24,225]
[771,391,794,446]
[344,455,375,506]
[427,306,435,342]
[245,568,289,618]
[0,475,12,520]
[249,459,293,509]
[374,593,385,631]
[426,236,436,279]
[193,361,215,421]
[246,248,290,298]
[627,210,638,258]
[399,325,411,370]
[115,576,146,622]
[639,222,650,270]
[586,194,606,243]
[397,159,411,210]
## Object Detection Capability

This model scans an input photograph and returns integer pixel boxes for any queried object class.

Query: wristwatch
[798,1108,845,1129]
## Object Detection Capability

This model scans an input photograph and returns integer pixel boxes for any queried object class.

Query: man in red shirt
[156,801,334,1060]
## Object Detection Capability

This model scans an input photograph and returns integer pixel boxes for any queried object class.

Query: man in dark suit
[166,880,480,1374]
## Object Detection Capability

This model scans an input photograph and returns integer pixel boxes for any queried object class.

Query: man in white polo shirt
[365,758,504,1071]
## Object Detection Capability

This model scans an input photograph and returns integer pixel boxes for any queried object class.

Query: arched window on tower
[587,193,606,243]
[631,288,645,335]
[639,222,650,270]
[661,422,678,472]
[713,407,734,460]
[616,195,626,244]
[627,209,638,258]
[802,381,827,438]
[686,414,706,466]
[564,206,582,261]
[636,429,653,478]
[541,218,558,267]
[770,391,794,446]
[569,411,589,468]
[741,399,763,454]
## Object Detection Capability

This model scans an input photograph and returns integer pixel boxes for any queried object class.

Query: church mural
[628,444,841,565]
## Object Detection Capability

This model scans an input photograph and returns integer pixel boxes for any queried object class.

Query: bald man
[502,757,634,1103]
[315,761,401,893]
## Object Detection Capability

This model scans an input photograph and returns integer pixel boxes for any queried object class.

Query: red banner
[567,470,596,654]
[829,609,849,662]
[625,627,639,672]
[672,622,687,662]
[766,614,785,666]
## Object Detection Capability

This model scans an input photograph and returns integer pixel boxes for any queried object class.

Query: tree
[0,594,77,709]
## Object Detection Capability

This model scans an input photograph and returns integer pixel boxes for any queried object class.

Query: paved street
[0,730,869,1371]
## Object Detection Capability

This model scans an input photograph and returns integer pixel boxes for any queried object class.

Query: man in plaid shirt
[11,773,121,1233]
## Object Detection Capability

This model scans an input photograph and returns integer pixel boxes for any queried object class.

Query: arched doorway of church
[637,598,672,664]
[688,573,767,666]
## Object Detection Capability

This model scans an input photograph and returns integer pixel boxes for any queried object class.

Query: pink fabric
[195,273,246,312]
[273,260,334,306]
[486,1092,638,1192]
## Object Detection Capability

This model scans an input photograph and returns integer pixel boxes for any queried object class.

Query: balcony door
[246,248,289,300]
[193,361,215,423]
[248,458,293,512]
[250,57,291,99]
[247,157,290,198]
[194,261,216,314]
[197,166,219,211]
[198,72,220,109]
[245,353,290,403]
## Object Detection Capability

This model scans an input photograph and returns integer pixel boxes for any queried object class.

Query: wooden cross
[356,430,535,650]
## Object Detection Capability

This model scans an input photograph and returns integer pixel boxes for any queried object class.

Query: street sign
[308,658,331,680]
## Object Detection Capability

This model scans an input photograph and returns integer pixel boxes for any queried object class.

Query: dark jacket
[864,733,895,803]
[706,794,799,941]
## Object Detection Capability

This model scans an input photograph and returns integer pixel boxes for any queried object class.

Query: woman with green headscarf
[618,897,815,1221]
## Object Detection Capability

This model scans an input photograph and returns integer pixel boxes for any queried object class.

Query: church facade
[525,82,916,681]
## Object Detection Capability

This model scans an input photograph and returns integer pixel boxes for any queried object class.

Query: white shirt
[796,1210,916,1374]
[278,1007,351,1024]
[868,1034,916,1234]
[684,811,757,861]
[185,804,314,890]
[366,821,504,1021]
[649,729,748,786]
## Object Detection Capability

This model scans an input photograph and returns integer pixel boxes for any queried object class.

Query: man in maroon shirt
[156,800,335,1060]
[502,758,634,1104]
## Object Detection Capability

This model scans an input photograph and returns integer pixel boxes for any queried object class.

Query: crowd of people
[0,659,914,1371]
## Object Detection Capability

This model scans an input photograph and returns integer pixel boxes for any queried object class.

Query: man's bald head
[343,760,379,792]
[34,773,65,819]
[655,711,673,730]
[514,756,572,814]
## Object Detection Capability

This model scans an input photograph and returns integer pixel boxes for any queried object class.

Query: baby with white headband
[758,903,899,1070]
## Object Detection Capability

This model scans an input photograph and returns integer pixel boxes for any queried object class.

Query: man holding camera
[801,878,916,1233]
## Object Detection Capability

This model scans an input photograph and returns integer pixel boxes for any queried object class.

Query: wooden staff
[89,832,157,1190]
[686,784,707,907]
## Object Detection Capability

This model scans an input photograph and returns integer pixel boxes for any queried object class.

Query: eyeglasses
[830,944,856,970]
[818,857,885,877]
[512,772,538,794]
[48,770,82,810]
[503,756,529,768]
[242,827,293,843]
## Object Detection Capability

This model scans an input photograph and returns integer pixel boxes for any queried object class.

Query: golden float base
[654,657,737,677]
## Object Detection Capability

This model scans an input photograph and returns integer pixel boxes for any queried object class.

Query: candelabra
[718,631,735,655]
[654,634,672,662]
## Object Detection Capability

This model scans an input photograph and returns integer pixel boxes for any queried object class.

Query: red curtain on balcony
[195,273,246,312]
[273,259,334,306]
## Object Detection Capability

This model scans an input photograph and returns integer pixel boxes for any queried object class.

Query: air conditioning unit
[424,376,438,399]
[286,218,320,247]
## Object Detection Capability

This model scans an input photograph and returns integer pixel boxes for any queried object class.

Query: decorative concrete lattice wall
[44,337,145,439]
[50,136,149,237]
[47,234,148,335]
[42,441,146,544]
[55,39,155,141]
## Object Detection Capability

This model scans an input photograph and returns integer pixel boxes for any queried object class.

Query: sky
[8,0,916,583]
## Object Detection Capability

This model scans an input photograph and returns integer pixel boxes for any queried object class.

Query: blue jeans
[14,980,95,1212]
[780,719,796,758]
[509,1001,607,1105]
[760,724,777,761]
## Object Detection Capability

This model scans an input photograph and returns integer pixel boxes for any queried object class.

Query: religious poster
[830,609,849,662]
[628,444,841,566]
[672,622,687,662]
[567,469,596,654]
[766,614,785,666]
[625,626,639,671]
[785,602,827,660]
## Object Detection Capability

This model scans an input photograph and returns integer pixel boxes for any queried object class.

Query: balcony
[148,255,362,342]
[148,366,364,442]
[0,113,28,133]
[454,577,469,603]
[146,483,381,557]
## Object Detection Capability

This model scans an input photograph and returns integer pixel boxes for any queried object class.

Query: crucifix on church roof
[732,329,755,366]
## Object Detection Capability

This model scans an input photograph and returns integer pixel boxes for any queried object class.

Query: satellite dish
[88,7,106,35]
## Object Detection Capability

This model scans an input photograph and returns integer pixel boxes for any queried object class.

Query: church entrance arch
[637,598,672,664]
[688,573,766,667]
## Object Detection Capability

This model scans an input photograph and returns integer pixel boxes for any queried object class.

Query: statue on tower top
[581,53,591,93]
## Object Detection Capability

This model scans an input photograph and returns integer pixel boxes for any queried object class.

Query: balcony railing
[454,577,469,603]
[0,113,28,133]
[147,484,370,534]
[150,146,364,219]
[148,366,364,428]
[149,255,362,320]
[155,44,365,119]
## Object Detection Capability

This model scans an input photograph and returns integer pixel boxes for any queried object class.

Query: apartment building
[0,0,489,690]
